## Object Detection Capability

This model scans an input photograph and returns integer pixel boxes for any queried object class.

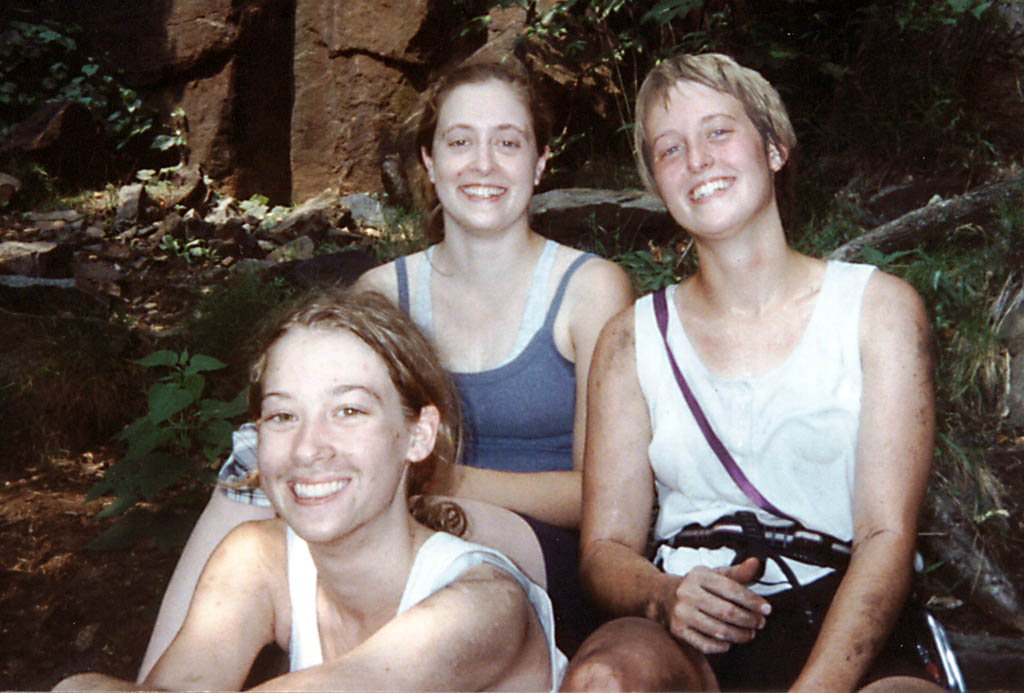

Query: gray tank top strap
[543,250,595,329]
[414,246,437,339]
[507,239,559,361]
[395,255,410,315]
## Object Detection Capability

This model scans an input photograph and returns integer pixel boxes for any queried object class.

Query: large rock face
[72,0,295,203]
[289,0,430,202]
[60,0,443,205]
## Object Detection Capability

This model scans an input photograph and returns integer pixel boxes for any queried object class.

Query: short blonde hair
[634,53,798,225]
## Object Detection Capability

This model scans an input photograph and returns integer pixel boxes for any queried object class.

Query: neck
[433,228,545,283]
[306,507,428,624]
[690,220,810,316]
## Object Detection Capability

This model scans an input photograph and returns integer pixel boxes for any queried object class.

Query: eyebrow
[261,384,384,404]
[651,113,739,145]
[438,123,530,138]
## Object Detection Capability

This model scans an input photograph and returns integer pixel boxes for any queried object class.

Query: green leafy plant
[182,270,296,371]
[0,20,155,150]
[86,349,248,548]
[158,233,219,265]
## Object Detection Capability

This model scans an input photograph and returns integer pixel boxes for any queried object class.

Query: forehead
[263,326,395,395]
[436,78,533,133]
[646,80,749,133]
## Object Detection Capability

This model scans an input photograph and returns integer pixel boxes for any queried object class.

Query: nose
[293,417,332,465]
[686,141,713,173]
[471,142,495,173]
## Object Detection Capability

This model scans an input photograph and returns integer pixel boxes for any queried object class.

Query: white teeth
[292,479,348,499]
[690,178,731,201]
[462,185,504,198]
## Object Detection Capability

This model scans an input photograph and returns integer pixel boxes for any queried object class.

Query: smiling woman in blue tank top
[135,57,634,678]
[358,59,634,652]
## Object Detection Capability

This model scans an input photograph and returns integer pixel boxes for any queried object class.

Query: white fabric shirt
[287,528,568,690]
[634,260,875,594]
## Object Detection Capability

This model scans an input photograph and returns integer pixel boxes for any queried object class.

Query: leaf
[641,0,705,24]
[199,387,249,420]
[199,418,236,449]
[152,134,179,151]
[119,418,172,461]
[136,349,179,368]
[185,353,226,375]
[182,372,205,401]
[86,508,152,549]
[95,491,140,519]
[137,452,191,499]
[148,382,194,424]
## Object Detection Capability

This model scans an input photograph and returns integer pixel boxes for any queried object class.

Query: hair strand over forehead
[633,52,799,228]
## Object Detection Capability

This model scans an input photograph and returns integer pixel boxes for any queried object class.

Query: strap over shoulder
[652,287,795,522]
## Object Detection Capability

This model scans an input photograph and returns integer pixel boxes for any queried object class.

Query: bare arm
[143,522,282,691]
[580,307,768,653]
[792,272,934,691]
[137,489,275,681]
[439,257,634,528]
[252,564,550,692]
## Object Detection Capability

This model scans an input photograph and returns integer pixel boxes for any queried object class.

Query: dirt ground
[0,452,183,691]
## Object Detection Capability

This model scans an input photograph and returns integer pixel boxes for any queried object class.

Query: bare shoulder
[443,562,534,625]
[453,561,529,593]
[558,246,634,325]
[353,258,400,300]
[860,268,929,344]
[567,250,633,296]
[209,518,285,577]
[594,303,639,367]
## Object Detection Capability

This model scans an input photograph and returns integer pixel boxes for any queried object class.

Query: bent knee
[562,617,709,691]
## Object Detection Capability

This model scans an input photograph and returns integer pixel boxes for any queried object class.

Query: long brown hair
[398,57,554,242]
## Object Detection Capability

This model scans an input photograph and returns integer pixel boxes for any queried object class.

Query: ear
[406,404,440,464]
[767,142,787,172]
[421,146,435,184]
[534,146,550,186]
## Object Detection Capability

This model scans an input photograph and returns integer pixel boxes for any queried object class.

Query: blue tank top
[395,246,594,473]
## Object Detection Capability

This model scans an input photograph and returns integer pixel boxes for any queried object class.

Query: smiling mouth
[689,178,733,201]
[460,184,506,199]
[291,479,349,501]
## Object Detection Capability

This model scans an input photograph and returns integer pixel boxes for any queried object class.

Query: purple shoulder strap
[652,287,795,522]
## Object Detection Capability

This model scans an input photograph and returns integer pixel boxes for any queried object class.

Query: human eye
[709,127,732,139]
[261,410,296,427]
[333,405,366,419]
[656,143,681,161]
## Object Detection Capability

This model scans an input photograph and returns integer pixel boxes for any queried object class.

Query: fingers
[717,556,765,587]
[667,565,771,654]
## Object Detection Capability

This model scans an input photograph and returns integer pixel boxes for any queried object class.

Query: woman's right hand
[660,557,770,654]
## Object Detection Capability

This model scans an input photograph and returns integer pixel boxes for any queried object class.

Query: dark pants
[522,515,606,657]
[707,570,940,691]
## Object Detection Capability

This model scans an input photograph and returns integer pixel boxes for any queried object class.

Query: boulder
[265,189,349,241]
[0,173,21,206]
[73,0,295,204]
[0,102,105,186]
[0,275,107,318]
[116,184,148,225]
[530,188,678,247]
[0,241,73,278]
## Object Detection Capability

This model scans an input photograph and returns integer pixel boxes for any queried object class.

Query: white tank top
[634,260,875,594]
[286,528,567,690]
